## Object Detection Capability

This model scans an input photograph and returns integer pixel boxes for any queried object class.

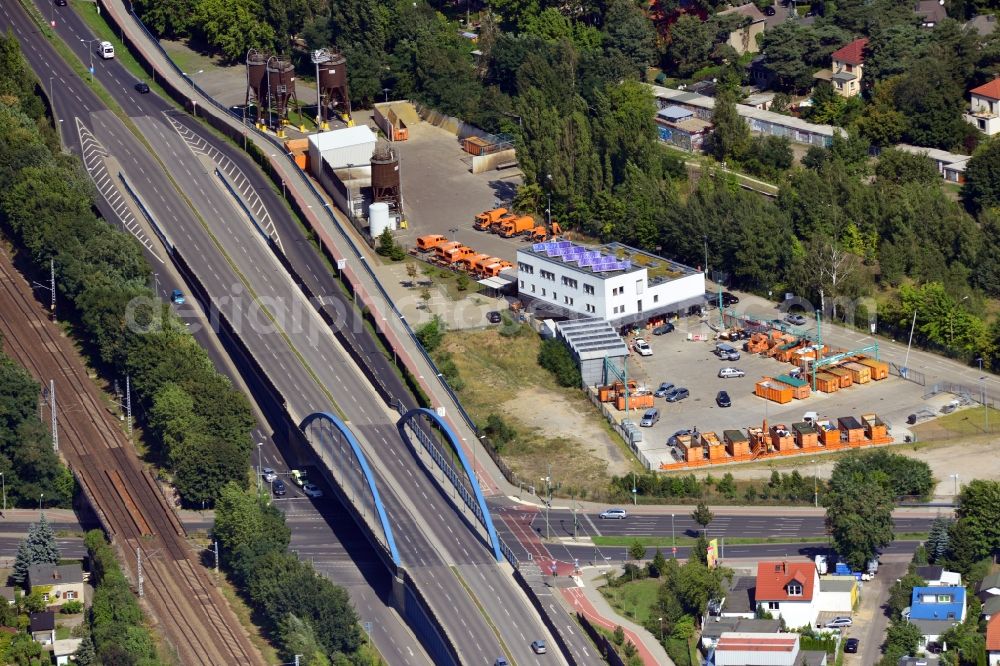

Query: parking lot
[612,312,932,462]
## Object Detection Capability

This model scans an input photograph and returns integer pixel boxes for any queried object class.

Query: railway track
[0,246,264,666]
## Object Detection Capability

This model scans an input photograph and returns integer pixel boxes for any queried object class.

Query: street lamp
[0,473,6,514]
[39,493,44,512]
[950,473,960,497]
[546,173,553,228]
[703,235,709,277]
[383,88,390,103]
[256,442,263,492]
[80,39,97,81]
[671,513,676,557]
[632,471,637,506]
[813,459,818,508]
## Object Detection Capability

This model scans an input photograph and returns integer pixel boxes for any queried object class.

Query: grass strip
[590,531,928,548]
[449,566,515,664]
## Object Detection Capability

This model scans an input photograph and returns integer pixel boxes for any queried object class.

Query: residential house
[988,613,1000,665]
[51,638,83,666]
[895,145,970,184]
[701,617,781,651]
[26,563,85,608]
[828,38,868,98]
[978,572,1000,601]
[717,4,767,55]
[713,632,827,665]
[908,586,965,647]
[816,576,858,614]
[747,56,778,90]
[914,0,947,27]
[29,611,55,646]
[965,14,998,36]
[964,78,1000,136]
[983,595,1000,621]
[720,575,757,619]
[655,106,713,152]
[755,561,820,629]
[914,566,963,587]
[899,658,941,666]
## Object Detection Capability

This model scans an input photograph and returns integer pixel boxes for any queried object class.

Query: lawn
[600,578,661,625]
[912,405,1000,438]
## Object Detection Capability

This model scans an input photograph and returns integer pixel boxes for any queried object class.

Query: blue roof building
[910,586,966,622]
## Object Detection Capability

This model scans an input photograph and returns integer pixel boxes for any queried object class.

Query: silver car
[600,508,628,519]
[640,408,660,426]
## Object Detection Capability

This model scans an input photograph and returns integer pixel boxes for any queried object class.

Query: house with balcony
[964,78,1000,136]
[755,561,820,629]
[825,38,868,98]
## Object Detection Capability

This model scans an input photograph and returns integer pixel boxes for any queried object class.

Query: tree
[613,625,625,645]
[887,571,926,620]
[375,228,395,257]
[857,78,907,147]
[880,619,922,665]
[874,148,940,186]
[951,479,1000,562]
[74,636,96,666]
[415,315,445,352]
[27,514,60,564]
[707,88,750,162]
[629,539,647,563]
[824,464,895,570]
[649,549,668,578]
[893,57,970,149]
[10,539,32,585]
[925,516,953,563]
[602,0,658,74]
[277,614,330,666]
[691,502,714,536]
[665,15,712,77]
[963,137,1000,214]
[675,561,731,616]
[191,0,276,62]
[537,339,581,387]
[213,482,290,567]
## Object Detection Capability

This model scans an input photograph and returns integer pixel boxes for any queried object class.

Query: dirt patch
[442,328,637,498]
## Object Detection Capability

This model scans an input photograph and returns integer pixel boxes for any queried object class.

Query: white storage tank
[368,202,391,238]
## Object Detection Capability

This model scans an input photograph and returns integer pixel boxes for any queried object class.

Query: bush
[456,274,469,291]
[481,414,516,450]
[59,600,84,614]
[416,316,445,352]
[537,339,581,387]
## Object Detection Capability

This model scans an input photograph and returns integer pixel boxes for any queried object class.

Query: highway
[7,2,568,663]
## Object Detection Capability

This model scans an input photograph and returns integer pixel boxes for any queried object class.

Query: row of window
[519,280,660,314]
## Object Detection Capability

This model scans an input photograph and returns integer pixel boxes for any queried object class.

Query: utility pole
[50,258,55,319]
[50,380,58,452]
[544,464,551,540]
[632,471,637,506]
[137,547,144,597]
[125,375,133,441]
[813,459,818,508]
[213,541,219,572]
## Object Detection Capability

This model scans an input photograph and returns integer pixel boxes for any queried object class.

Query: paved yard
[842,561,907,666]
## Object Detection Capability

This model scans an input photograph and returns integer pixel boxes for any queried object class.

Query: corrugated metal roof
[308,125,376,152]
[657,105,693,120]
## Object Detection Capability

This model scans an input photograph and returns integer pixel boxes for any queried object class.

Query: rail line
[0,246,263,665]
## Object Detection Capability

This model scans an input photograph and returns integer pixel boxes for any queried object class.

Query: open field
[600,578,661,626]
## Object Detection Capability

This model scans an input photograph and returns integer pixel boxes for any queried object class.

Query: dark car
[271,479,287,496]
[721,291,739,305]
[844,638,859,653]
[668,429,692,446]
[55,0,67,5]
[665,387,689,402]
[135,82,150,94]
[652,322,675,335]
[486,311,502,324]
[716,390,732,408]
[764,5,776,14]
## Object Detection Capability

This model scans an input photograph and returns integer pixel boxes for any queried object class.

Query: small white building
[714,632,828,666]
[515,241,704,328]
[965,78,1000,136]
[816,576,857,614]
[307,125,377,173]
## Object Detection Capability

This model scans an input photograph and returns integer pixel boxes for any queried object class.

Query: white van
[96,41,115,59]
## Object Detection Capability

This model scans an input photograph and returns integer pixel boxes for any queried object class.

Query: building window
[564,296,574,305]
[637,300,642,313]
[65,591,77,600]
[518,262,534,275]
[584,284,595,295]
[635,279,644,295]
[519,280,524,288]
[846,64,853,72]
[787,583,802,596]
[540,269,555,281]
[585,304,596,313]
[612,286,624,296]
[653,294,659,303]
[41,593,49,602]
[561,276,578,289]
[542,288,546,297]
[980,119,987,130]
[553,292,557,302]
[768,602,779,610]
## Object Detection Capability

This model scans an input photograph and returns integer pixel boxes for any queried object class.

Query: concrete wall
[471,148,517,174]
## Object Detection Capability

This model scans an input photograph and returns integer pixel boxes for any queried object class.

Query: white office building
[515,241,705,327]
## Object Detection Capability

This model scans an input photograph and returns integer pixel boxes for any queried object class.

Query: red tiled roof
[971,78,1000,100]
[716,633,798,652]
[755,561,817,602]
[988,614,1000,651]
[831,38,869,66]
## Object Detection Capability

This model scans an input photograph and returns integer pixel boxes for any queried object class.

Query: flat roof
[556,318,629,360]
[657,105,693,120]
[520,241,698,284]
[308,125,376,152]
[895,143,971,166]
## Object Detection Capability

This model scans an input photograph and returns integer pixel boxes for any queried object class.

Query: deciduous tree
[824,463,894,570]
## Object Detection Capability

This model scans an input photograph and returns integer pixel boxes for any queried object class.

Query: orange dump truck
[498,215,535,238]
[480,259,513,277]
[474,208,508,231]
[417,234,448,252]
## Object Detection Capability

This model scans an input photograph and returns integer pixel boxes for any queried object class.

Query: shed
[657,105,693,121]
[792,421,818,448]
[815,420,839,446]
[724,429,750,457]
[776,374,810,400]
[755,378,793,404]
[769,424,796,451]
[838,416,864,442]
[556,318,629,388]
[862,413,889,441]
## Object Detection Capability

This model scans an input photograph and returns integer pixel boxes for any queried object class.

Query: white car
[718,368,745,378]
[261,467,277,483]
[825,616,853,629]
[633,338,653,356]
[302,483,323,498]
[600,508,628,519]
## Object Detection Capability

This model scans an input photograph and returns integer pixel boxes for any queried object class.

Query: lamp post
[256,442,263,492]
[671,513,676,557]
[80,39,97,81]
[703,235,709,277]
[0,472,6,514]
[542,466,551,540]
[383,88,390,103]
[950,473,960,497]
[546,173,553,228]
[813,459,818,508]
[39,493,44,512]
[632,471,637,506]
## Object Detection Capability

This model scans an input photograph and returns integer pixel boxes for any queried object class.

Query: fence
[889,362,926,386]
[576,612,627,666]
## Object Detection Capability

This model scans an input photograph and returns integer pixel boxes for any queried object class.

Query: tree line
[214,483,377,666]
[0,34,255,507]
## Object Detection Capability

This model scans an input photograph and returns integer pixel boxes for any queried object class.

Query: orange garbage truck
[474,208,508,231]
[498,215,535,238]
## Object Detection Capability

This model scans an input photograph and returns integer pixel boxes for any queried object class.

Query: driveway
[842,561,908,665]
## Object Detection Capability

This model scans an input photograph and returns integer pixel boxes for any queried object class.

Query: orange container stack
[815,420,840,446]
[825,367,854,388]
[792,421,819,448]
[862,413,890,442]
[808,371,840,393]
[857,357,889,380]
[616,393,654,410]
[769,424,797,451]
[842,362,872,384]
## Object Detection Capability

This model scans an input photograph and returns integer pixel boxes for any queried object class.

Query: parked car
[640,408,660,427]
[653,382,675,398]
[271,479,287,496]
[530,640,547,654]
[170,289,185,304]
[302,483,324,498]
[716,391,732,408]
[652,323,675,335]
[486,311,502,324]
[825,617,853,629]
[844,638,859,653]
[764,5,776,14]
[633,338,653,356]
[55,0,67,5]
[600,508,628,519]
[722,291,739,305]
[785,313,807,326]
[665,388,690,402]
[668,429,692,446]
[723,350,741,361]
[718,367,745,378]
[261,467,277,483]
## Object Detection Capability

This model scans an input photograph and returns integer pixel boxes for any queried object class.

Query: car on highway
[531,640,547,654]
[785,313,807,326]
[640,408,660,427]
[55,0,67,6]
[632,338,653,356]
[825,616,853,629]
[302,483,323,498]
[718,367,745,378]
[261,467,277,483]
[170,289,185,305]
[653,382,675,398]
[652,322,674,335]
[494,658,509,666]
[486,310,502,324]
[134,82,150,94]
[844,638,859,653]
[665,387,690,402]
[716,390,732,408]
[290,469,308,487]
[271,479,287,496]
[600,508,628,519]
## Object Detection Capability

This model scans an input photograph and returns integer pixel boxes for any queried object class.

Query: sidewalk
[559,567,675,666]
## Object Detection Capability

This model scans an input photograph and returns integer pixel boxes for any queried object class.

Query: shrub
[60,600,84,614]
[537,339,581,387]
